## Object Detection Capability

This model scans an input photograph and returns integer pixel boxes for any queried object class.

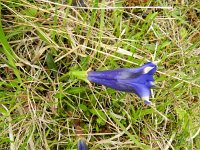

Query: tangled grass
[0,0,199,149]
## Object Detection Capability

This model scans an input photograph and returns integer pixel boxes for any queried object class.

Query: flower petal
[144,99,151,105]
[128,62,157,75]
[143,66,155,74]
[142,62,157,75]
[87,62,157,104]
[87,77,134,92]
[88,62,156,80]
[120,81,151,99]
[78,140,88,150]
[88,68,134,80]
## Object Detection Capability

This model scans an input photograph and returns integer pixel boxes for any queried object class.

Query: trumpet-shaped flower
[78,139,88,150]
[87,62,157,104]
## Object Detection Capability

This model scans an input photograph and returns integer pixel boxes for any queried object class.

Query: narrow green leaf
[109,112,150,149]
[46,53,57,77]
[0,5,22,83]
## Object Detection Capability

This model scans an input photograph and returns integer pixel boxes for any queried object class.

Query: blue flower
[78,139,88,150]
[87,62,157,104]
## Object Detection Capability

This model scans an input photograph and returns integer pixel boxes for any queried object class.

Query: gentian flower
[87,62,157,104]
[78,139,88,150]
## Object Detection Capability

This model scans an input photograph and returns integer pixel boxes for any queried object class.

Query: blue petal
[78,140,88,150]
[119,81,151,101]
[87,62,157,104]
[88,62,156,80]
[87,77,134,92]
[144,100,151,105]
[126,62,156,75]
[126,74,154,88]
[88,68,135,80]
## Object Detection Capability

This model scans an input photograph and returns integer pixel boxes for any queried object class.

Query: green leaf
[160,41,171,49]
[109,112,149,149]
[21,8,37,17]
[79,104,88,111]
[90,108,107,125]
[0,105,8,116]
[180,27,188,39]
[0,5,22,83]
[46,53,57,76]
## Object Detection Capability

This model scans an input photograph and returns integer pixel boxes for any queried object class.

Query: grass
[0,0,200,149]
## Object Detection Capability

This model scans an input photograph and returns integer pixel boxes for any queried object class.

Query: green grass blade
[109,112,150,149]
[0,4,21,83]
